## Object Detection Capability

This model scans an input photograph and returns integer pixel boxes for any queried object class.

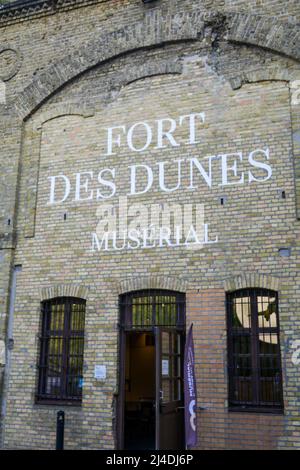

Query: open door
[155,327,184,450]
[118,290,186,450]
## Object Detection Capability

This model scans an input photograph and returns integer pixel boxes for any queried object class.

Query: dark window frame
[36,297,86,406]
[226,288,284,413]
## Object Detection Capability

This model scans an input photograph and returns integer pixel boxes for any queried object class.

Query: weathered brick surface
[0,0,299,450]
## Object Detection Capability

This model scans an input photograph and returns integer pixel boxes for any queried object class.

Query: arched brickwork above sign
[34,103,95,131]
[13,9,300,121]
[117,276,187,295]
[40,284,90,301]
[13,10,203,120]
[228,66,300,90]
[224,273,280,293]
[227,13,300,62]
[29,56,183,131]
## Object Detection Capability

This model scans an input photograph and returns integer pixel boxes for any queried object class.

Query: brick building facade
[0,0,299,450]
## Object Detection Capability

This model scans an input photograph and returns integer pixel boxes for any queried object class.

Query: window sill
[228,406,284,415]
[35,399,82,407]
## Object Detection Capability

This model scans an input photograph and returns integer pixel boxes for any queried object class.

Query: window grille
[227,289,283,411]
[119,290,185,330]
[36,297,86,404]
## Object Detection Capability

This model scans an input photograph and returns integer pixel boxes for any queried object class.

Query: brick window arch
[36,297,86,405]
[226,288,283,412]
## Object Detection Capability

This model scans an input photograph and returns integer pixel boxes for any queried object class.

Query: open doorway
[124,332,155,450]
[117,290,186,450]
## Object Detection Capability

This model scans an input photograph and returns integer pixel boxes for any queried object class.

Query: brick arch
[29,56,182,129]
[229,67,300,91]
[13,9,300,121]
[40,284,90,301]
[117,276,187,295]
[34,103,95,130]
[13,10,203,120]
[224,273,280,293]
[112,56,183,90]
[227,13,300,62]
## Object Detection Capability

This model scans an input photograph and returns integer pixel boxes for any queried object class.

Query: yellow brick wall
[0,0,300,449]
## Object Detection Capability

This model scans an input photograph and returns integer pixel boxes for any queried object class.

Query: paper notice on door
[162,359,169,376]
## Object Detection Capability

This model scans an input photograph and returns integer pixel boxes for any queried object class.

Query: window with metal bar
[119,290,185,330]
[36,297,86,404]
[227,289,283,412]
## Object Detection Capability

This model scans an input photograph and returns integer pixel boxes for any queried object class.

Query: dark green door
[155,327,184,450]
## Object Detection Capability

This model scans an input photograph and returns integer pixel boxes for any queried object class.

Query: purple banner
[184,324,197,448]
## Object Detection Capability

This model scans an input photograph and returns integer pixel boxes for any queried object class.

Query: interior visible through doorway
[124,332,155,450]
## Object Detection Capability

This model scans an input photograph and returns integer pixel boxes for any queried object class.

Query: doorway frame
[116,289,186,450]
